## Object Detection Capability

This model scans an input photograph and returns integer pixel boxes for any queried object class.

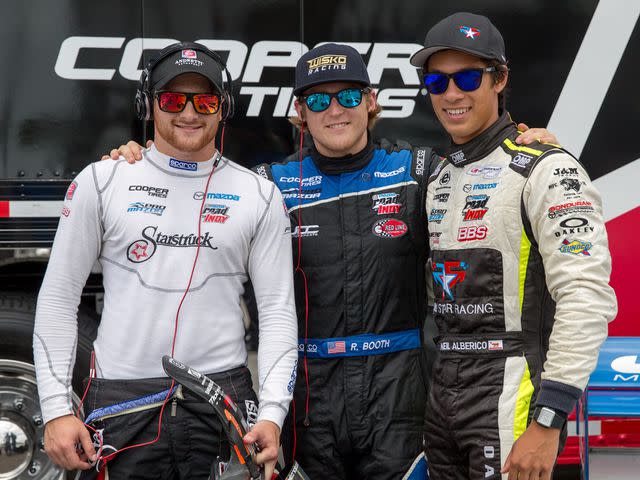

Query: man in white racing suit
[411,12,618,480]
[33,42,297,479]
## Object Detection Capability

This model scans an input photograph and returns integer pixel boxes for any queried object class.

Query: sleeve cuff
[41,397,74,425]
[536,379,583,416]
[257,403,288,430]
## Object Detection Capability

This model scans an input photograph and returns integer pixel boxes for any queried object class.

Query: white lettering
[242,41,308,82]
[195,39,248,81]
[240,86,279,116]
[119,37,177,80]
[613,374,640,382]
[55,36,125,80]
[377,88,419,118]
[367,42,422,84]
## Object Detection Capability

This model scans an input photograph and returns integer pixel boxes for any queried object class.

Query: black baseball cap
[293,43,371,96]
[150,42,224,92]
[410,12,507,69]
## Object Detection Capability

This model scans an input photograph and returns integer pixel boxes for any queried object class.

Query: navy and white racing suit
[255,138,437,479]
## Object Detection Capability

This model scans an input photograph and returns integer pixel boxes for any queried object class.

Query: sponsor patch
[560,178,581,192]
[459,26,480,38]
[372,192,401,214]
[450,150,465,164]
[462,194,489,221]
[129,185,169,198]
[127,202,166,216]
[511,153,533,167]
[466,165,502,179]
[307,54,347,74]
[433,302,495,315]
[547,200,594,219]
[553,167,579,176]
[169,158,197,171]
[457,225,488,241]
[182,49,197,59]
[374,166,405,178]
[286,225,319,238]
[61,206,71,217]
[428,208,447,224]
[432,261,467,301]
[434,192,450,202]
[439,171,451,185]
[279,175,322,186]
[126,226,217,263]
[554,217,594,237]
[66,181,77,200]
[281,188,322,199]
[201,204,230,223]
[559,238,593,256]
[372,218,408,238]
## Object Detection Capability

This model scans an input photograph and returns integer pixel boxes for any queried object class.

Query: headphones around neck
[134,41,235,122]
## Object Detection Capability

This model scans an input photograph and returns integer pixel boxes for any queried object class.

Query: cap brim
[293,78,370,97]
[152,67,224,93]
[410,45,497,68]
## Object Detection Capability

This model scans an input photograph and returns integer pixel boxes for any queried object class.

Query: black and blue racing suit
[254,138,436,479]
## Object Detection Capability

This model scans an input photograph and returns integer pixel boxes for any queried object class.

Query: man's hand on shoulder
[501,420,560,480]
[243,420,280,480]
[44,414,97,471]
[516,122,559,146]
[100,140,152,164]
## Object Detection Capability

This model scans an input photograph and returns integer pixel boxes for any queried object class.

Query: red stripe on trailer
[0,201,9,217]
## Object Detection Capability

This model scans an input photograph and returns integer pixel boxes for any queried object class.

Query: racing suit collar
[310,133,375,175]
[444,112,517,167]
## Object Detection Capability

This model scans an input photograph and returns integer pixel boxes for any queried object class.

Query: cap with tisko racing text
[410,12,507,69]
[293,43,371,96]
[150,42,224,93]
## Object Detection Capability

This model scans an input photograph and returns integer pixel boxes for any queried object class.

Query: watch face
[537,407,555,427]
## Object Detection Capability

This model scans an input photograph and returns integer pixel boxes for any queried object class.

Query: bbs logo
[457,225,488,242]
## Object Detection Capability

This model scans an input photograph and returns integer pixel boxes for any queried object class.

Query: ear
[494,69,509,94]
[294,99,305,124]
[366,89,378,113]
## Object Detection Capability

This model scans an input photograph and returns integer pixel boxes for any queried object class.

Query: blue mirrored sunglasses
[423,67,497,95]
[300,87,370,112]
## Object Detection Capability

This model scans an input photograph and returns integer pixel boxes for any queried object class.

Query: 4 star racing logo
[432,261,468,301]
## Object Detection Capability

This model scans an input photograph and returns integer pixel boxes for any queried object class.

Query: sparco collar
[445,112,516,166]
[310,135,375,175]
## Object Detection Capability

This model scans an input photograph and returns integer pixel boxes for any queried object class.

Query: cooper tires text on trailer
[0,293,98,480]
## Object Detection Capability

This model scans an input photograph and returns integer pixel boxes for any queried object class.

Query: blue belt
[84,386,178,424]
[298,328,421,359]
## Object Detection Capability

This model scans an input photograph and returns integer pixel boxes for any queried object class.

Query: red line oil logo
[372,218,408,238]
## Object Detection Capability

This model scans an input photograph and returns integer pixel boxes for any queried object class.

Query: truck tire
[0,292,99,480]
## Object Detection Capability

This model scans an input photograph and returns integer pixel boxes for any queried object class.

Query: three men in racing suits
[106,40,555,479]
[411,12,618,479]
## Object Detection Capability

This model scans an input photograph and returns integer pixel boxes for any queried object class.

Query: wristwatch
[533,406,566,429]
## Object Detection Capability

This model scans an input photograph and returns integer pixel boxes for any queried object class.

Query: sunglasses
[155,91,222,114]
[300,87,370,113]
[423,67,497,95]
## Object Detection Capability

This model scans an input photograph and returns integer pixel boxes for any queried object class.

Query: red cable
[292,123,312,461]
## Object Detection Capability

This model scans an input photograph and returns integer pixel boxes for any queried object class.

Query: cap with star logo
[410,12,507,69]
